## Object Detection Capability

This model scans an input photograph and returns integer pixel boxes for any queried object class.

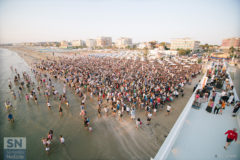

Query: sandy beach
[1,47,203,160]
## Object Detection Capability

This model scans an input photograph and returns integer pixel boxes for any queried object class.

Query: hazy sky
[0,0,239,44]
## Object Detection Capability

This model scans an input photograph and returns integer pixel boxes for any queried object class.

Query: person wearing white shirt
[59,135,65,144]
[166,105,172,115]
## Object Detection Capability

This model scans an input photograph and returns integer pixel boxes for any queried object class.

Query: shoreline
[1,47,203,159]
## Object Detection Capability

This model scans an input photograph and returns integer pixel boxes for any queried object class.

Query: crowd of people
[5,55,202,154]
[205,63,238,115]
[35,56,201,126]
[193,62,239,114]
[41,130,65,154]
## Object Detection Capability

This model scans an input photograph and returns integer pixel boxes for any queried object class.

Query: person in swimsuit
[47,101,51,110]
[8,113,14,123]
[48,130,53,140]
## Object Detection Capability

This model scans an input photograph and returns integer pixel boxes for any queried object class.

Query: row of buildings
[7,37,240,54]
[60,37,132,49]
[137,38,200,52]
[170,37,240,52]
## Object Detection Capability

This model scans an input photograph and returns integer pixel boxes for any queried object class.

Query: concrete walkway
[167,92,240,160]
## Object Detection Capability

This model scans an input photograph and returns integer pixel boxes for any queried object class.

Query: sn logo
[7,139,22,148]
[4,137,26,149]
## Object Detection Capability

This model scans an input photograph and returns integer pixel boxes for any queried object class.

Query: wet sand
[0,47,203,160]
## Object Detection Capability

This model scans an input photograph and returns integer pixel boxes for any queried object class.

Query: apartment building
[96,37,112,48]
[170,38,200,51]
[71,40,85,47]
[86,39,97,48]
[221,37,240,50]
[116,37,132,48]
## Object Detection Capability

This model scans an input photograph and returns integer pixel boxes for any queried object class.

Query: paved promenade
[167,92,240,160]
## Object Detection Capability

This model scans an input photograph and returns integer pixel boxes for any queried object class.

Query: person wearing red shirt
[224,128,238,150]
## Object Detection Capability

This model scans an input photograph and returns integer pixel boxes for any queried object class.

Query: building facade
[71,40,85,47]
[221,37,240,50]
[60,41,72,48]
[96,37,112,48]
[116,37,132,48]
[86,39,97,48]
[170,38,200,51]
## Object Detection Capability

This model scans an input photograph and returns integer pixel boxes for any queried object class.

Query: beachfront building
[96,37,112,48]
[71,40,86,47]
[116,37,133,49]
[220,37,240,50]
[86,39,97,49]
[60,41,72,49]
[170,38,200,52]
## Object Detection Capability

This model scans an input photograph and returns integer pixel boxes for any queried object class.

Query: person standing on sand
[84,117,89,129]
[104,106,108,117]
[59,104,63,116]
[130,108,136,120]
[224,128,238,150]
[136,118,142,129]
[166,105,172,116]
[59,135,65,144]
[34,95,38,104]
[25,94,29,102]
[118,110,123,121]
[66,100,69,107]
[80,109,86,119]
[146,112,152,125]
[97,106,101,118]
[47,101,51,110]
[11,90,16,100]
[17,90,21,100]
